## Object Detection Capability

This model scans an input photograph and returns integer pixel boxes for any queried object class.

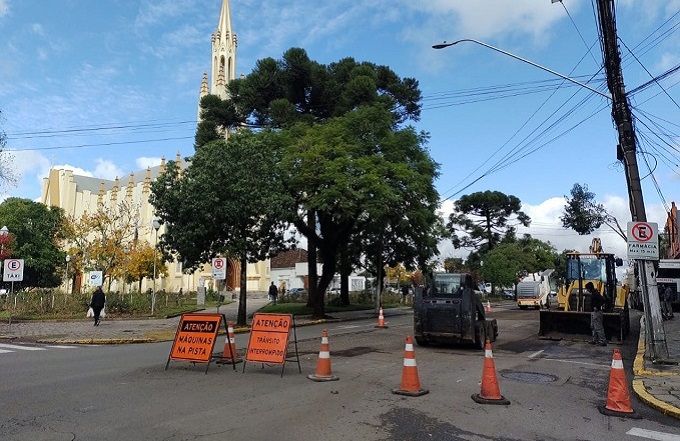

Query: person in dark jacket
[587,282,607,346]
[90,287,106,326]
[268,282,278,305]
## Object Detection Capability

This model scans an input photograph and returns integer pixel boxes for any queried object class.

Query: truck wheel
[415,337,429,347]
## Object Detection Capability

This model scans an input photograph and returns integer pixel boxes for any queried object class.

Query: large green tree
[0,198,66,288]
[561,183,626,241]
[447,190,531,254]
[480,236,557,289]
[151,131,291,325]
[195,48,434,317]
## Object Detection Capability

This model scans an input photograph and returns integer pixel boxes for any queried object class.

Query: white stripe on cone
[403,358,417,367]
[405,344,414,351]
[612,359,624,369]
[319,351,330,359]
[485,350,493,358]
[321,337,329,344]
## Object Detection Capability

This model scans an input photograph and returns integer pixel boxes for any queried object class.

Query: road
[0,304,678,441]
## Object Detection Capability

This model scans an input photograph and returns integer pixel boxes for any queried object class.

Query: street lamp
[65,255,71,295]
[151,218,161,315]
[432,39,611,100]
[0,226,8,260]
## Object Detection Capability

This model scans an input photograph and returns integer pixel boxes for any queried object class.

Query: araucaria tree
[447,190,531,254]
[151,131,291,325]
[561,183,626,241]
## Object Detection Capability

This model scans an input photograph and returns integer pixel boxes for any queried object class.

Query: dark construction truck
[414,272,498,349]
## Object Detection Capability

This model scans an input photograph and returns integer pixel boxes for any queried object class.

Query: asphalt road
[0,305,678,441]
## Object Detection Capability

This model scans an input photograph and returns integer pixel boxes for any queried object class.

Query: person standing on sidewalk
[662,285,674,320]
[268,282,278,305]
[90,286,106,326]
[587,282,607,346]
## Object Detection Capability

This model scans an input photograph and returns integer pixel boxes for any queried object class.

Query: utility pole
[596,0,668,360]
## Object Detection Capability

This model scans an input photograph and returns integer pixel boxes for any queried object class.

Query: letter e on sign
[3,259,24,282]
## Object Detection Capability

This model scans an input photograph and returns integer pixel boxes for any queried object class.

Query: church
[40,0,270,294]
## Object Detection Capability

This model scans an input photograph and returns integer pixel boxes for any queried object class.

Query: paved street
[1,304,679,441]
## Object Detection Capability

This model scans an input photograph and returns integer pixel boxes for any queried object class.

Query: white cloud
[93,159,124,180]
[0,0,9,18]
[12,150,50,179]
[136,156,162,169]
[48,164,93,178]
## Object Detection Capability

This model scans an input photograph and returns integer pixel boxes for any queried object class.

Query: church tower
[197,0,237,123]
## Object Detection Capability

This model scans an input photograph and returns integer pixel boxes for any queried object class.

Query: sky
[1,0,679,260]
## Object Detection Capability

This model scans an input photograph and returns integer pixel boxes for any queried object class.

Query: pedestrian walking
[269,282,278,305]
[662,285,674,320]
[587,282,607,346]
[90,286,106,326]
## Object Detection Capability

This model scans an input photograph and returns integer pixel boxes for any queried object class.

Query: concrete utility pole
[596,0,669,359]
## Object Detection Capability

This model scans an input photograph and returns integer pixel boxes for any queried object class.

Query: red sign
[631,222,654,242]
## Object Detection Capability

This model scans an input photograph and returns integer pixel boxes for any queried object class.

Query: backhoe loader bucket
[539,309,629,342]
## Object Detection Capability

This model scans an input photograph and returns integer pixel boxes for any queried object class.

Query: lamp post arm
[434,39,611,100]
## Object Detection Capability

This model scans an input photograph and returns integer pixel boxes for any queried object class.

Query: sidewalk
[632,314,680,419]
[0,298,412,345]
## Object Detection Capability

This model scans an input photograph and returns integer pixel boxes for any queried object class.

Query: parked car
[287,288,306,298]
[501,289,515,300]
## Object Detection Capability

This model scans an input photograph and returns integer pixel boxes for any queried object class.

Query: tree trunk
[237,253,247,326]
[138,278,143,294]
[306,210,319,309]
[340,244,350,306]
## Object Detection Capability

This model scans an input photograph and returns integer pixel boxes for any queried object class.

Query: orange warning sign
[169,313,222,363]
[245,313,292,364]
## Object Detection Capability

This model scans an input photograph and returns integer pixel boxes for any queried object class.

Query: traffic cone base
[597,405,640,419]
[472,340,510,405]
[391,336,428,397]
[471,393,509,405]
[308,330,339,382]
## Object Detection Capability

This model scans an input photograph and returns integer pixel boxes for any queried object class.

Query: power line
[6,136,193,152]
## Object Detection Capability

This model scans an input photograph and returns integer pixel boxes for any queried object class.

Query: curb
[632,316,680,419]
[632,379,680,419]
[37,338,155,345]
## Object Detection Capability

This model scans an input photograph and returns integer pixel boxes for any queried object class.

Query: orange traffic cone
[308,329,339,382]
[375,307,388,328]
[599,349,639,418]
[485,300,492,313]
[472,340,510,405]
[392,336,429,396]
[218,322,242,364]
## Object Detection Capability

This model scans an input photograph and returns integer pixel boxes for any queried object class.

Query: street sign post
[627,222,659,260]
[211,257,227,280]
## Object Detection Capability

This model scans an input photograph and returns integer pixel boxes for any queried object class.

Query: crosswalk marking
[627,428,680,441]
[0,349,13,354]
[46,345,78,349]
[0,343,46,351]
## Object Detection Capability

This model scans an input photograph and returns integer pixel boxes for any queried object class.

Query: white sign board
[627,221,659,260]
[3,259,24,282]
[212,257,227,280]
[88,271,103,287]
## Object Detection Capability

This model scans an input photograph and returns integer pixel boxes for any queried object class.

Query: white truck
[517,269,554,310]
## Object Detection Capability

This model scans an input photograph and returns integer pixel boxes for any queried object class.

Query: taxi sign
[245,313,292,364]
[168,313,222,365]
[212,257,227,280]
[3,259,24,282]
[627,221,659,260]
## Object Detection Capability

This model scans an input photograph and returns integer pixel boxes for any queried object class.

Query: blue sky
[1,0,679,258]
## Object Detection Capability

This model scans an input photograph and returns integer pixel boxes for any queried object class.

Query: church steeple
[210,0,237,99]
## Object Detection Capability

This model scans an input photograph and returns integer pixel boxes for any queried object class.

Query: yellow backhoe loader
[539,238,629,342]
